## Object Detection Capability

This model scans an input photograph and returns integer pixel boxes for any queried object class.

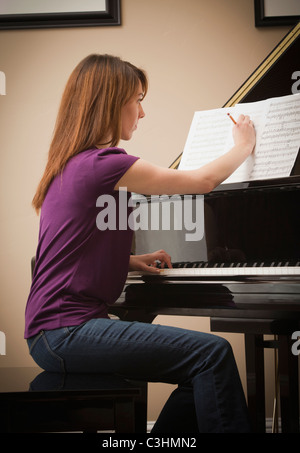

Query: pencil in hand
[227,113,237,125]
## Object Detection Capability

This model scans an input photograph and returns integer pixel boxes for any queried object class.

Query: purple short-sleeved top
[24,147,139,338]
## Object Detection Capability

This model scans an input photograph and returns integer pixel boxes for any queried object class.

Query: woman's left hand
[129,249,172,274]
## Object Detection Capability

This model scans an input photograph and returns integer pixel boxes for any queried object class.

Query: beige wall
[0,0,291,421]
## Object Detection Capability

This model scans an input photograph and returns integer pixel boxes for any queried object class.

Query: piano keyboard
[128,261,300,278]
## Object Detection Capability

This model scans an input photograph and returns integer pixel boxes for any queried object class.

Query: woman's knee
[213,335,232,352]
[204,335,235,369]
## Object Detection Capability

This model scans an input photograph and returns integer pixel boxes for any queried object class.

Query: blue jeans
[27,318,250,433]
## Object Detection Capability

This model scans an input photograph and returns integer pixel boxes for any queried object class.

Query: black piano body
[121,175,300,319]
[111,23,300,433]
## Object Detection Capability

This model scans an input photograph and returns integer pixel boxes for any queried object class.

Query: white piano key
[128,266,300,278]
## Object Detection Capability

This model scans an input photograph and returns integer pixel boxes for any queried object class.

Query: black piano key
[170,259,300,270]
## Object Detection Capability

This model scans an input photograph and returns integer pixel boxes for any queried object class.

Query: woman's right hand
[232,114,256,155]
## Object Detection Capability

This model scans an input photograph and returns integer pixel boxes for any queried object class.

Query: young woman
[25,54,256,433]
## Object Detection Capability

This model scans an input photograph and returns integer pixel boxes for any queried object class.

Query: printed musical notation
[179,93,300,183]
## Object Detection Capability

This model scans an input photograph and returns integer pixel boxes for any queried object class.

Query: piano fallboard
[133,176,300,272]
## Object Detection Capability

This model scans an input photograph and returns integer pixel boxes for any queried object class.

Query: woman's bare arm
[115,114,256,195]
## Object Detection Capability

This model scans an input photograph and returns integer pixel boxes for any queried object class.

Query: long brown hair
[32,54,148,213]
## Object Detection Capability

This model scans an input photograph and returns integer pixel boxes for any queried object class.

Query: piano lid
[170,22,300,171]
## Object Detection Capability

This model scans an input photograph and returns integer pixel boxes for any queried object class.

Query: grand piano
[111,22,300,433]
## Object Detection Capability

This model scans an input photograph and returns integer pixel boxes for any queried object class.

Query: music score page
[178,93,300,183]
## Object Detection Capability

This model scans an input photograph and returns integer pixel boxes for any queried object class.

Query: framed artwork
[0,0,121,30]
[255,0,300,26]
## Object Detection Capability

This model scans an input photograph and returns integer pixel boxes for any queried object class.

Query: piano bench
[0,367,147,433]
[211,317,299,433]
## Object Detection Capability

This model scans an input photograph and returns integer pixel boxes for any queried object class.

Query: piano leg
[211,317,300,433]
[244,334,266,432]
[243,332,299,433]
[278,334,299,433]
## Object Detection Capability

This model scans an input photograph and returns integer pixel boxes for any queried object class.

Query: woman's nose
[139,105,145,118]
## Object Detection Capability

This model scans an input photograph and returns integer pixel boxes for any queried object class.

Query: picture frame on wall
[255,0,300,27]
[0,0,121,30]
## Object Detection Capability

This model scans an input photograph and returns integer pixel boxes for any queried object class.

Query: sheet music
[248,94,300,180]
[178,108,233,171]
[179,94,300,183]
